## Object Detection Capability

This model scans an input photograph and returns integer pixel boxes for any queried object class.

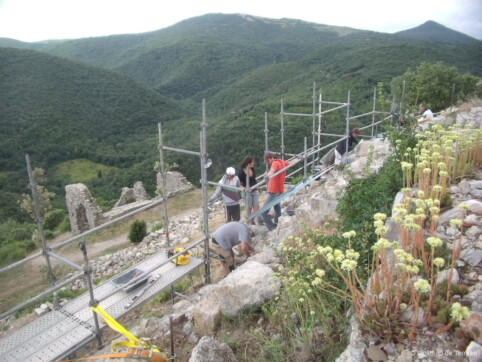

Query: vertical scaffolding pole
[303,137,308,185]
[25,154,56,286]
[371,87,377,137]
[158,123,170,247]
[451,83,456,107]
[78,240,102,348]
[200,99,211,285]
[264,112,269,174]
[344,91,351,162]
[280,99,285,160]
[317,92,322,161]
[399,80,406,125]
[311,82,316,173]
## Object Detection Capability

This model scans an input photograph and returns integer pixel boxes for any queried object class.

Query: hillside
[0,47,189,220]
[395,20,480,43]
[3,14,373,102]
[0,14,481,225]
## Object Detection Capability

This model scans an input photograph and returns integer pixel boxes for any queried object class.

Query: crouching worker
[210,222,255,277]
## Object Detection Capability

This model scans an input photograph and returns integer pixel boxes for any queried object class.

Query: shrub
[151,222,164,233]
[128,220,147,244]
[43,209,66,231]
[57,216,71,233]
[0,219,36,245]
[390,62,479,112]
[0,240,36,267]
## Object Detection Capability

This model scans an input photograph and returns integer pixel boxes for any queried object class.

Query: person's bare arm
[240,241,255,257]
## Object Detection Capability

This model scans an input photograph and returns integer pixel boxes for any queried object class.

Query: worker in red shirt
[261,151,291,231]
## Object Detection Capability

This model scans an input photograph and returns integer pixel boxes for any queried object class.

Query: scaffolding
[0,83,397,361]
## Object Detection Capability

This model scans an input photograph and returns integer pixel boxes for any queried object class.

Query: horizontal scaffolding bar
[0,272,83,320]
[206,181,244,192]
[48,251,83,271]
[0,198,167,274]
[162,146,201,156]
[282,112,314,117]
[348,110,377,120]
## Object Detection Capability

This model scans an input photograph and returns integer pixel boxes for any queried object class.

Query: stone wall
[65,172,193,235]
[65,184,104,234]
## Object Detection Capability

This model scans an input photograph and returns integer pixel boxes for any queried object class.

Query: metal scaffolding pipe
[26,154,56,285]
[264,112,269,174]
[158,123,171,247]
[162,146,201,156]
[200,99,211,285]
[348,110,377,121]
[311,82,317,174]
[281,112,314,117]
[315,103,349,116]
[280,99,285,159]
[0,197,166,275]
[371,87,377,137]
[47,251,83,271]
[0,272,83,320]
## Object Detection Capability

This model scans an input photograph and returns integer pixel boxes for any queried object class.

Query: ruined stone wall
[65,172,193,234]
[156,171,193,197]
[65,184,104,234]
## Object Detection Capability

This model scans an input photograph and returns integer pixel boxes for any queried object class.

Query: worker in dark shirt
[334,128,360,166]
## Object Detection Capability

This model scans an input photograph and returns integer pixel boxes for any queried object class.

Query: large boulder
[191,261,280,335]
[189,336,237,362]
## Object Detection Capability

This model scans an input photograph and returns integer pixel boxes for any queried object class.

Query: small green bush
[0,219,36,245]
[43,209,66,231]
[57,216,71,233]
[44,229,55,240]
[151,222,164,233]
[0,240,36,267]
[128,220,147,244]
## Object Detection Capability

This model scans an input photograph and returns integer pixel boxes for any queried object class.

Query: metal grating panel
[0,251,203,362]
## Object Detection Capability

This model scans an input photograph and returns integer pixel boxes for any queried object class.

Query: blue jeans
[261,192,282,230]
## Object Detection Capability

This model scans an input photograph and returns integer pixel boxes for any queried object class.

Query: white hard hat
[226,167,236,176]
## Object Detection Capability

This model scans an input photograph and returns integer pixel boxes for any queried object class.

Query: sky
[0,0,481,42]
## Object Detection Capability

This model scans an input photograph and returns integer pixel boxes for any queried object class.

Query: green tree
[128,220,147,244]
[390,62,479,112]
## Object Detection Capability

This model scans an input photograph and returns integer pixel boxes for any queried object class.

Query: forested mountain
[0,47,188,221]
[395,20,479,43]
[0,14,481,225]
[1,14,376,103]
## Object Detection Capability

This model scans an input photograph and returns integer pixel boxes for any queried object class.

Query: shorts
[242,190,259,208]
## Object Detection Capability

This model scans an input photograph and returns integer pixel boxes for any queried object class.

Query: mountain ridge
[395,20,479,43]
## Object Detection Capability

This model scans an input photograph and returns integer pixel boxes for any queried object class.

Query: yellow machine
[168,247,191,265]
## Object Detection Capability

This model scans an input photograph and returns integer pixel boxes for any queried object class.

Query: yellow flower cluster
[426,237,443,248]
[342,230,357,239]
[433,257,445,268]
[459,203,469,211]
[394,248,422,273]
[341,259,357,271]
[345,249,360,260]
[449,218,463,228]
[372,238,398,251]
[413,279,430,293]
[450,302,470,322]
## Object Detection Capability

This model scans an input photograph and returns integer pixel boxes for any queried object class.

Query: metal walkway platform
[0,251,203,362]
